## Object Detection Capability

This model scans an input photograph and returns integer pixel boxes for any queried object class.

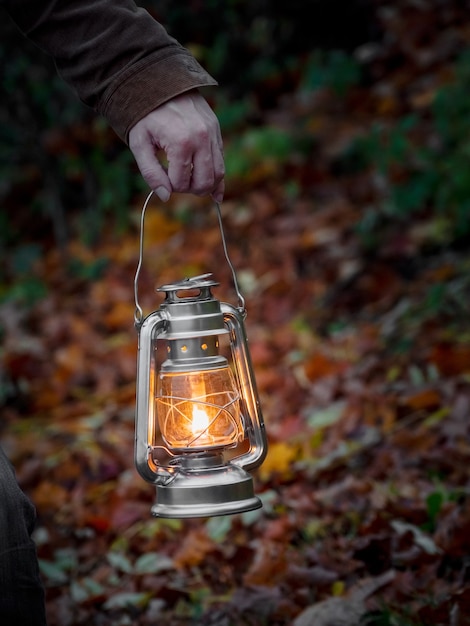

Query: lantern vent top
[157,274,219,304]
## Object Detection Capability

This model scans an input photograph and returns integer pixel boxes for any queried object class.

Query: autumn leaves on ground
[2,2,470,625]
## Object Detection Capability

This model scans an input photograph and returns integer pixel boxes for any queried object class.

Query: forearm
[3,0,217,141]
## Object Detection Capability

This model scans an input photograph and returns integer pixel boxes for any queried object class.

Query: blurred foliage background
[0,0,374,247]
[2,0,470,256]
[3,2,470,624]
[2,0,470,346]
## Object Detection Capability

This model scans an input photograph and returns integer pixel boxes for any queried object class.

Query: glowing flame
[191,405,209,436]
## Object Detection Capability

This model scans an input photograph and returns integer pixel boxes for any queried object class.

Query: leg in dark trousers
[0,446,47,626]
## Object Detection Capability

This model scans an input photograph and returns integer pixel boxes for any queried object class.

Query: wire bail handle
[134,191,246,327]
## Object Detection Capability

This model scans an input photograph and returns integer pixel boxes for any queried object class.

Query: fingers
[166,131,224,199]
[211,178,225,204]
[128,91,225,203]
[128,129,172,202]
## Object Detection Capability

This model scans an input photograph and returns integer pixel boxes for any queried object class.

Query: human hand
[128,90,224,203]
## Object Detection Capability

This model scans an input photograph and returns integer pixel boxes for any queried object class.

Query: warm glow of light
[155,367,243,450]
[192,406,210,436]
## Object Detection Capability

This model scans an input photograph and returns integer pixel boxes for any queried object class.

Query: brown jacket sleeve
[3,0,217,142]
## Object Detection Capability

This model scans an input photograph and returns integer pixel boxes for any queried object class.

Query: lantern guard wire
[134,191,246,327]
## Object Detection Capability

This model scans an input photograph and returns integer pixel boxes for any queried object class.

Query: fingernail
[212,191,224,204]
[155,186,170,202]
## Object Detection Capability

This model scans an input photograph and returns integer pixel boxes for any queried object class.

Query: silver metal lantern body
[134,272,267,518]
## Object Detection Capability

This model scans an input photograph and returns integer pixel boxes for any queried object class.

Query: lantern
[133,194,267,518]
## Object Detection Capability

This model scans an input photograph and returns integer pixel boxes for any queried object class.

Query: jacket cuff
[98,47,217,143]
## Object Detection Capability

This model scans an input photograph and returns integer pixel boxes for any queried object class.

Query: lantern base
[151,460,261,518]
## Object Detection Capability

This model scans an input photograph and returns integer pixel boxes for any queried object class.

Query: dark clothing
[2,0,217,142]
[0,1,218,624]
[0,447,47,626]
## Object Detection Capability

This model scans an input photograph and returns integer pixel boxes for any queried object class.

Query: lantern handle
[134,190,153,326]
[214,200,246,314]
[134,191,246,327]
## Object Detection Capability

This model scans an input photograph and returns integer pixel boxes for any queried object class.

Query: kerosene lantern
[133,193,267,518]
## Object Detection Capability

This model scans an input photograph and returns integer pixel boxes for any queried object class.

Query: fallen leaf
[293,570,395,626]
[243,540,289,586]
[172,527,215,569]
[258,441,300,481]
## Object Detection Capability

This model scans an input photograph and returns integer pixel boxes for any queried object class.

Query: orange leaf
[172,527,215,569]
[304,352,348,382]
[402,388,441,411]
[104,301,135,330]
[243,540,289,586]
[430,344,470,377]
[85,515,111,534]
[258,441,299,481]
[142,210,181,243]
[33,480,69,512]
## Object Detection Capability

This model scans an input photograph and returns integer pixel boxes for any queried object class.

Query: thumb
[130,140,172,202]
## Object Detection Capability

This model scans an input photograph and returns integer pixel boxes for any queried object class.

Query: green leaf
[134,553,174,575]
[38,559,68,584]
[103,592,151,610]
[70,578,105,604]
[106,551,133,574]
[426,491,444,522]
[206,515,233,542]
[307,401,346,429]
[11,244,43,275]
[391,520,442,555]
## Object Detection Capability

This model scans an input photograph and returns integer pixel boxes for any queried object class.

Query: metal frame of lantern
[133,192,267,518]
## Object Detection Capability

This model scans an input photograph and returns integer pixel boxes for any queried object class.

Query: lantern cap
[156,274,228,339]
[157,274,219,300]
